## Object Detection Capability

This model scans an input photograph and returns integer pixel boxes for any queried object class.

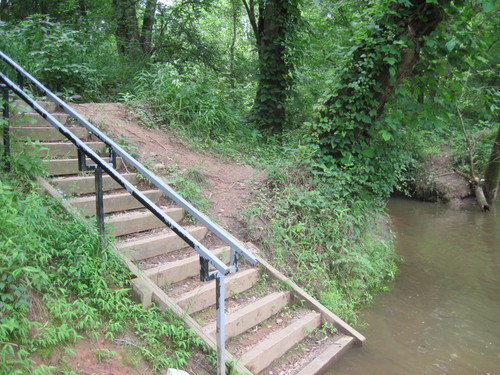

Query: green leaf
[379,130,392,141]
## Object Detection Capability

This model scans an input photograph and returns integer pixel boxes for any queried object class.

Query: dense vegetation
[0,149,219,373]
[0,0,498,373]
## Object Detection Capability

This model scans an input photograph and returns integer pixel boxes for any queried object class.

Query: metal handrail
[0,50,258,269]
[1,50,258,375]
[0,71,230,275]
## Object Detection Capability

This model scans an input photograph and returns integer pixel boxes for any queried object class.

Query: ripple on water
[327,198,500,375]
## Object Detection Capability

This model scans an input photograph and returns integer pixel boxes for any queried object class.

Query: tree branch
[241,0,260,45]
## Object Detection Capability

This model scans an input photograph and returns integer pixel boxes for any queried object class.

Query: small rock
[166,369,190,375]
[276,319,283,324]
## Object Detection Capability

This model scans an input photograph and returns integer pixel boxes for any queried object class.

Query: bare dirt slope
[74,102,265,237]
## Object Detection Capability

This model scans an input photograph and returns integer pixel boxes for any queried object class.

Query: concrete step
[175,268,261,314]
[240,311,322,374]
[11,126,89,142]
[13,100,60,113]
[294,334,356,375]
[117,226,208,260]
[45,157,123,176]
[11,113,69,127]
[106,207,185,237]
[69,189,162,215]
[145,247,230,286]
[204,291,290,340]
[37,141,106,158]
[53,173,138,195]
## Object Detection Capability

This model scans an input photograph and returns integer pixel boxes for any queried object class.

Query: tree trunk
[78,0,86,18]
[318,0,449,158]
[140,0,157,56]
[254,0,288,134]
[113,0,140,55]
[242,0,295,135]
[483,125,500,201]
[229,0,238,89]
[0,0,8,21]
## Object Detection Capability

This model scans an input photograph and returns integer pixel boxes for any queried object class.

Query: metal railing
[0,50,258,375]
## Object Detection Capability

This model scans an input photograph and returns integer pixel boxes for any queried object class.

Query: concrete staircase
[11,100,365,374]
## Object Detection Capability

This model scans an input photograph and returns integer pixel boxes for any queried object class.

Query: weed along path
[12,99,365,374]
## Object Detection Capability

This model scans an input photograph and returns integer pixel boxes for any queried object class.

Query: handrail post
[216,273,226,375]
[1,83,10,171]
[229,246,238,273]
[17,71,24,90]
[95,165,105,248]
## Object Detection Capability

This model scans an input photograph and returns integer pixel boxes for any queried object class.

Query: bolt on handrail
[0,50,258,269]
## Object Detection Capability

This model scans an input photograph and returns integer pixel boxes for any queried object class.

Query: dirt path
[73,103,265,237]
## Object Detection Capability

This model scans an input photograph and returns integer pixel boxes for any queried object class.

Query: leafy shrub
[126,62,264,159]
[0,165,207,373]
[243,149,399,323]
[0,16,141,101]
[0,16,98,97]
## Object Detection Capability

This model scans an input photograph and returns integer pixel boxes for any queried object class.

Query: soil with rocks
[407,151,477,209]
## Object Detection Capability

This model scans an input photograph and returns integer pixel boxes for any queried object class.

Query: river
[329,197,500,375]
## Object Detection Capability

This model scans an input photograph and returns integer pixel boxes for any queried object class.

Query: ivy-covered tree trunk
[313,0,450,161]
[242,0,298,135]
[113,0,140,55]
[483,125,500,201]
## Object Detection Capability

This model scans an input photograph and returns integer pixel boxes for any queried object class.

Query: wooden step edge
[69,187,160,206]
[175,268,260,315]
[11,126,88,136]
[145,246,230,286]
[52,172,137,195]
[45,157,124,177]
[203,290,290,340]
[118,226,208,260]
[294,334,356,375]
[106,206,185,237]
[10,113,69,126]
[68,188,161,215]
[240,311,322,374]
[53,171,136,184]
[255,253,366,345]
[13,100,60,112]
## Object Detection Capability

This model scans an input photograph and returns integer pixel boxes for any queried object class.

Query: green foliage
[384,0,499,182]
[0,137,47,190]
[125,62,266,160]
[0,15,144,101]
[302,0,452,198]
[243,149,399,323]
[0,164,209,374]
[0,16,97,97]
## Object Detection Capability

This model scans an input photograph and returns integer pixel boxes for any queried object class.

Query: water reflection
[329,198,500,375]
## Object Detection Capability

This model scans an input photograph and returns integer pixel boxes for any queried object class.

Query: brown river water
[329,197,500,375]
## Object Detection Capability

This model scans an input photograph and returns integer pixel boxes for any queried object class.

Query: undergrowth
[243,148,399,324]
[0,156,215,374]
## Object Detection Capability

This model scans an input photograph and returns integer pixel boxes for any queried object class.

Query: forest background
[0,0,498,373]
